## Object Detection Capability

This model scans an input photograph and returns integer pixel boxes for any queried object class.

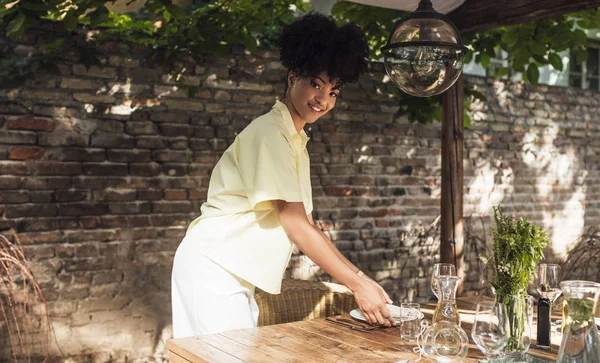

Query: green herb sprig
[480,206,551,302]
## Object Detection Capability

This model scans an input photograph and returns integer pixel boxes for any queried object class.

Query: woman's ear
[287,71,297,88]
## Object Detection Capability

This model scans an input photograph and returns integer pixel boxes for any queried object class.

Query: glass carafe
[433,275,461,326]
[557,280,600,363]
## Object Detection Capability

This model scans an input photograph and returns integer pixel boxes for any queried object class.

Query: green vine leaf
[6,11,26,36]
[526,63,540,84]
[548,52,563,71]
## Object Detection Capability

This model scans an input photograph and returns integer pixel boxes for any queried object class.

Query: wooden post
[440,75,464,293]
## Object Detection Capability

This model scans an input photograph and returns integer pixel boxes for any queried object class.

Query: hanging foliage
[0,0,308,87]
[331,2,600,124]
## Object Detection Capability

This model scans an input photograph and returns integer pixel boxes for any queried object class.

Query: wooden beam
[440,75,464,293]
[448,0,600,33]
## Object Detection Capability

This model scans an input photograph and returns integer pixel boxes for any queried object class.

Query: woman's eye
[311,81,320,89]
[330,93,338,98]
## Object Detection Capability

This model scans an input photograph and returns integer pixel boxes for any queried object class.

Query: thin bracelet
[356,270,364,277]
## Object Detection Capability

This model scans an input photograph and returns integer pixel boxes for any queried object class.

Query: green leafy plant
[483,206,550,298]
[479,206,551,351]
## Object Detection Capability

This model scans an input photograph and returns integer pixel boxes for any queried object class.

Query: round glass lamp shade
[382,17,468,97]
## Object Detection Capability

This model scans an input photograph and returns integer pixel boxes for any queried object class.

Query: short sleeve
[238,131,303,209]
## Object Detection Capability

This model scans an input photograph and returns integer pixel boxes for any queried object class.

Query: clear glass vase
[496,294,533,356]
[557,280,600,363]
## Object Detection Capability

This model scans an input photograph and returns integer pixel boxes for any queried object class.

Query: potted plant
[479,206,551,354]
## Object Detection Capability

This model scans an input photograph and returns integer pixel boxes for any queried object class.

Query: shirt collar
[272,101,310,146]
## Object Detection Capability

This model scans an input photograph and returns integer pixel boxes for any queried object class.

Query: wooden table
[167,297,560,362]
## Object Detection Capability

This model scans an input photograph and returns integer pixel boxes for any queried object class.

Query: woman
[171,12,395,338]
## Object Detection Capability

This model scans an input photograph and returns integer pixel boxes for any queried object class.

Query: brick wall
[1,26,599,361]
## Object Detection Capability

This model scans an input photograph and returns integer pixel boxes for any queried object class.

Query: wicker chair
[254,279,357,326]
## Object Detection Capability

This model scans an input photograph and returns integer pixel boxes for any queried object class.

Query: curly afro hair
[278,12,369,87]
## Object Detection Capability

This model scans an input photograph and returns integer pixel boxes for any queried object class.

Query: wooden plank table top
[167,296,561,362]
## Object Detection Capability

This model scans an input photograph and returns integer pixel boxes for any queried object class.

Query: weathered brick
[91,131,135,148]
[29,191,54,202]
[34,245,56,259]
[38,131,88,147]
[125,122,159,135]
[249,95,275,104]
[7,115,54,131]
[0,131,37,144]
[21,90,70,102]
[238,81,273,92]
[136,136,168,149]
[109,202,151,214]
[1,191,29,203]
[73,92,116,104]
[22,177,71,190]
[17,231,64,244]
[169,137,189,149]
[188,188,207,200]
[72,64,117,79]
[59,203,108,216]
[150,214,190,227]
[0,161,29,175]
[153,150,192,162]
[165,99,204,112]
[74,243,99,257]
[92,271,124,285]
[0,102,28,114]
[154,84,188,98]
[72,272,93,284]
[160,124,193,137]
[204,103,226,113]
[129,163,162,177]
[83,163,128,176]
[164,189,187,200]
[107,149,152,163]
[108,55,139,68]
[55,190,88,202]
[60,286,90,300]
[152,201,192,213]
[79,296,130,313]
[9,147,45,160]
[149,111,191,124]
[59,77,103,90]
[137,189,163,200]
[93,189,137,201]
[29,162,81,175]
[54,148,106,162]
[213,90,231,101]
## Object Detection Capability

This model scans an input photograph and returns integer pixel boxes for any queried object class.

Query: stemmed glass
[431,263,456,299]
[472,300,509,362]
[536,263,562,348]
[536,264,562,304]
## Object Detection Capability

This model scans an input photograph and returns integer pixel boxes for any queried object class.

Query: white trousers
[171,238,259,338]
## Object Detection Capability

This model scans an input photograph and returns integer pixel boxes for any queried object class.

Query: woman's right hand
[351,278,396,327]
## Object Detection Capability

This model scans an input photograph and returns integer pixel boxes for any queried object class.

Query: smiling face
[284,71,340,130]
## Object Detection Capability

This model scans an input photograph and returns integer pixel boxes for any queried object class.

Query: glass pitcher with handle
[557,280,600,363]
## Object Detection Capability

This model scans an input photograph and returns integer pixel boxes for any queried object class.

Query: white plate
[350,304,424,324]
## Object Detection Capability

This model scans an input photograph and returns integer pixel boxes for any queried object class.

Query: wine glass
[536,263,562,345]
[536,264,562,303]
[431,263,456,299]
[472,300,509,362]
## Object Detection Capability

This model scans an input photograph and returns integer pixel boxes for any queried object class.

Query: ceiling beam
[448,0,600,33]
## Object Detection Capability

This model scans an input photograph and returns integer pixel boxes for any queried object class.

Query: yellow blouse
[185,101,312,294]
